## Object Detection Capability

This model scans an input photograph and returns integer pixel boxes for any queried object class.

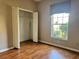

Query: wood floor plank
[0,41,79,59]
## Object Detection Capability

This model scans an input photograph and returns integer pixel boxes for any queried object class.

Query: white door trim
[12,6,35,48]
[33,12,38,42]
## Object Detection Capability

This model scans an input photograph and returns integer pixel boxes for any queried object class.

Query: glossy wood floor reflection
[0,41,79,59]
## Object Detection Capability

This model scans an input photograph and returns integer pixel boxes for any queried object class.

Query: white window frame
[51,13,70,40]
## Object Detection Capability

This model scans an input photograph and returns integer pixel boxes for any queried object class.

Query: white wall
[0,0,36,50]
[38,0,79,50]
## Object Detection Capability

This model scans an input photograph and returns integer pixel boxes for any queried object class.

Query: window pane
[53,17,58,24]
[52,24,68,39]
[63,13,69,24]
[57,13,63,18]
[51,14,58,24]
[58,17,63,24]
[53,25,61,38]
[59,24,68,39]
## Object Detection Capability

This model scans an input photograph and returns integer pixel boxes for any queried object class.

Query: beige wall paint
[0,3,13,50]
[4,0,37,11]
[0,0,36,50]
[19,10,33,42]
[38,0,79,50]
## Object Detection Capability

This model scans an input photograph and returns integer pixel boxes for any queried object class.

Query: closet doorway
[19,10,33,43]
[12,7,38,48]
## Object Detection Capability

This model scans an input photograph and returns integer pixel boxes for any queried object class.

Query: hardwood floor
[0,41,79,59]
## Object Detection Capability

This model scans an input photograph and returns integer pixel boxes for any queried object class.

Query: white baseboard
[40,40,79,52]
[0,47,14,53]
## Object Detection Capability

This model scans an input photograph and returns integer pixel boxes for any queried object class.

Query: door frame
[12,7,34,48]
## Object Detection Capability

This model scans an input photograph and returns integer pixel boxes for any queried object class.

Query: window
[50,1,71,40]
[51,13,70,40]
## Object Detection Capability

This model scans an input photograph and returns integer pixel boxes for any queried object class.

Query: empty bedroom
[0,0,79,59]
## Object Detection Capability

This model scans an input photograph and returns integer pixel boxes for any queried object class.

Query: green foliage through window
[51,13,69,40]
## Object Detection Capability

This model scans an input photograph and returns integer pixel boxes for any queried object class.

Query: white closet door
[12,7,20,48]
[33,12,38,42]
